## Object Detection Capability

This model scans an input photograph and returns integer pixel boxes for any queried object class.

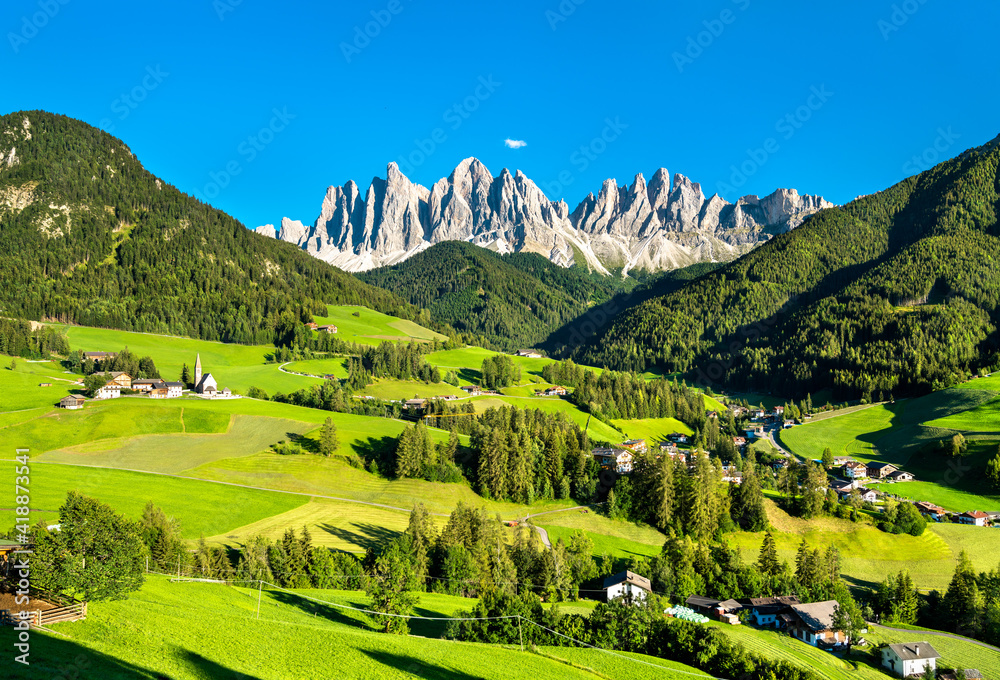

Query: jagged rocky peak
[255,156,832,274]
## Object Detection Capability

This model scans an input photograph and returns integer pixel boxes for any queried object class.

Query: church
[194,353,223,396]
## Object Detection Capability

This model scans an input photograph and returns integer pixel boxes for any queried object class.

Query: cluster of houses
[58,353,232,409]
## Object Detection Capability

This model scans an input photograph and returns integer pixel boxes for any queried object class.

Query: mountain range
[255,158,832,274]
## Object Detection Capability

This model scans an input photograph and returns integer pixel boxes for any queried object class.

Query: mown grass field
[869,478,1000,513]
[204,497,449,553]
[361,379,465,400]
[313,305,446,345]
[284,356,350,378]
[926,394,1000,431]
[0,459,307,538]
[610,417,693,443]
[6,574,695,680]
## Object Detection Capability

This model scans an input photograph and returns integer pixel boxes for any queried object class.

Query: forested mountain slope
[358,241,632,349]
[0,111,413,344]
[574,135,1000,399]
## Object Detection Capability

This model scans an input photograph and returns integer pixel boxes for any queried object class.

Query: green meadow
[610,417,693,442]
[4,574,705,680]
[467,395,622,442]
[313,304,446,345]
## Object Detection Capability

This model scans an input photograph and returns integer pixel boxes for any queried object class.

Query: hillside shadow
[268,589,370,629]
[354,435,398,472]
[359,650,481,679]
[841,573,880,591]
[318,521,401,551]
[177,651,263,679]
[0,627,170,679]
[287,432,319,454]
[456,368,481,384]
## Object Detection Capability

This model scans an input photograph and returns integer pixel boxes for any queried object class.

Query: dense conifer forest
[0,111,414,345]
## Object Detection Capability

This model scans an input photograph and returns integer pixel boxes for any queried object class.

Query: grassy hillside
[0,111,414,344]
[358,241,632,350]
[575,134,1000,399]
[313,304,446,346]
[2,574,706,680]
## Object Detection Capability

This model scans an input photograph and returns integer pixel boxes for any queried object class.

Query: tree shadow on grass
[353,435,399,472]
[0,626,170,679]
[267,588,373,630]
[359,649,481,679]
[841,573,880,591]
[177,650,264,679]
[455,368,481,385]
[317,521,402,552]
[287,431,319,454]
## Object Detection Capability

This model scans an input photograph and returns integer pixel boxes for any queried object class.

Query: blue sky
[3,0,998,229]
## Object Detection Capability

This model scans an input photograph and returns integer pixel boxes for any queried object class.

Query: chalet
[730,406,748,417]
[751,408,767,419]
[516,349,542,358]
[58,394,85,410]
[732,436,747,447]
[603,571,651,603]
[38,382,51,387]
[958,511,989,527]
[150,382,184,399]
[83,351,116,361]
[787,600,844,647]
[150,387,169,399]
[914,501,947,522]
[667,433,690,444]
[833,456,854,466]
[739,596,801,628]
[888,470,915,482]
[621,439,647,453]
[460,385,484,397]
[535,386,567,397]
[773,406,785,416]
[831,482,854,497]
[881,642,940,678]
[305,322,318,330]
[721,467,743,484]
[867,462,898,479]
[841,487,878,503]
[592,448,633,474]
[95,371,131,399]
[707,411,719,419]
[131,378,167,393]
[783,419,796,429]
[316,325,338,334]
[841,460,868,479]
[404,398,427,412]
[166,382,183,398]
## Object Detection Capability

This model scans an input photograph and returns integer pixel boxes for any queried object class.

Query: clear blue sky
[3,0,998,229]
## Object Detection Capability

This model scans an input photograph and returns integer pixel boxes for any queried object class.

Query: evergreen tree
[319,416,339,456]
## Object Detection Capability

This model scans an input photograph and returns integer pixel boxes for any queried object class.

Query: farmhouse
[131,378,166,393]
[915,501,947,522]
[516,349,542,358]
[667,432,690,444]
[460,385,485,397]
[603,571,651,603]
[305,322,317,329]
[621,439,647,453]
[740,596,801,628]
[841,460,868,479]
[592,448,633,473]
[316,325,338,334]
[881,642,940,677]
[38,382,51,387]
[866,462,898,479]
[958,510,989,527]
[404,398,427,412]
[786,600,844,646]
[732,436,747,447]
[95,371,131,399]
[58,394,85,410]
[773,406,784,416]
[888,470,915,482]
[535,386,567,396]
[783,419,796,429]
[83,351,116,361]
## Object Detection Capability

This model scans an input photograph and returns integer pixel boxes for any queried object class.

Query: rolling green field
[313,305,446,345]
[610,417,693,442]
[0,459,307,538]
[5,574,704,680]
[53,324,324,394]
[467,395,622,442]
[869,625,1000,679]
[361,379,465,400]
[284,356,350,378]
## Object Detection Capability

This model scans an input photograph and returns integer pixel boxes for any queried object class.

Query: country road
[519,504,604,548]
[869,622,1000,653]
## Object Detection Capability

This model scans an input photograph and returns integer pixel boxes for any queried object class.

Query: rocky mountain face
[256,158,832,274]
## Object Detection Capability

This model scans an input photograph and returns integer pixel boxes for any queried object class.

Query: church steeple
[194,353,202,387]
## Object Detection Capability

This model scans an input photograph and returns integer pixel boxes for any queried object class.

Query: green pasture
[611,417,693,443]
[314,305,446,345]
[467,395,622,442]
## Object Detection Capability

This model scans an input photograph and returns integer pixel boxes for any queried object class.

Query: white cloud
[504,138,527,149]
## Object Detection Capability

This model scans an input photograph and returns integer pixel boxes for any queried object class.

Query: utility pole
[256,580,262,620]
[518,616,524,652]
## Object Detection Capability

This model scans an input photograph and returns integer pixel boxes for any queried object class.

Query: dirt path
[518,504,604,549]
[869,622,1000,652]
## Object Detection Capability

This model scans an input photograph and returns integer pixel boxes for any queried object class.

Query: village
[54,352,235,410]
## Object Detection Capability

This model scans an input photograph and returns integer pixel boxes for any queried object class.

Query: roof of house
[790,600,839,631]
[717,599,742,611]
[164,382,184,387]
[867,462,897,471]
[60,394,85,402]
[685,595,721,609]
[885,642,941,661]
[603,570,652,593]
[132,378,166,385]
[743,596,801,607]
[963,510,989,519]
